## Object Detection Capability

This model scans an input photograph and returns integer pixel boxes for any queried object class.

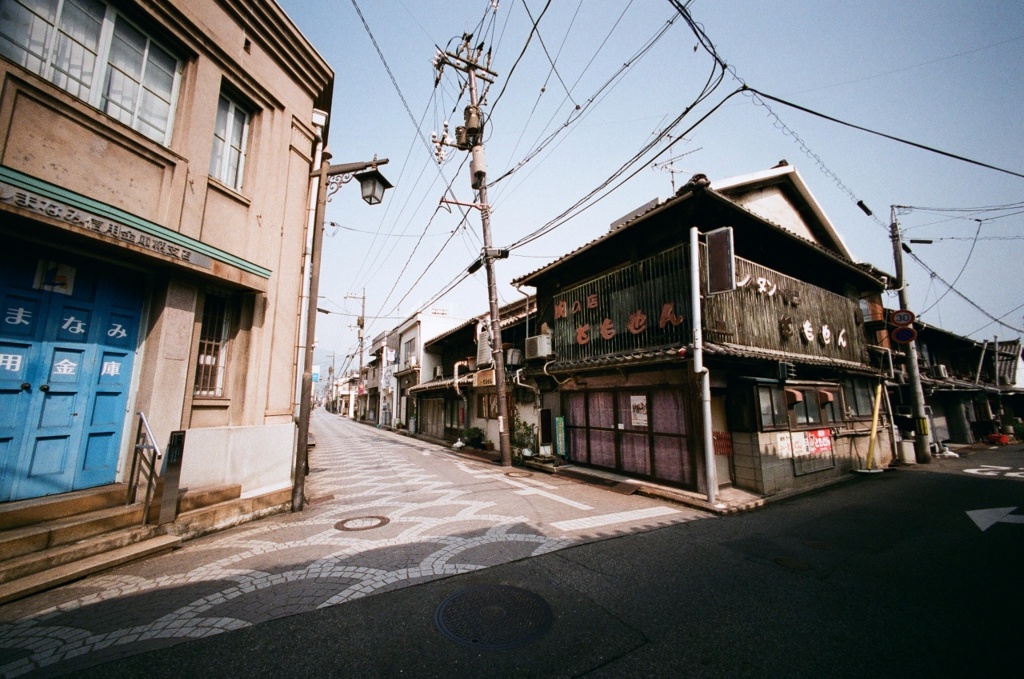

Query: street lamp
[293,150,392,512]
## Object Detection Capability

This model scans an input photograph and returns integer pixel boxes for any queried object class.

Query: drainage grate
[505,471,533,478]
[335,516,390,531]
[435,585,553,650]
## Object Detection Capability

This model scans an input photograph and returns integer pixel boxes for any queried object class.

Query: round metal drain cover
[505,471,533,478]
[774,556,811,571]
[435,585,552,650]
[335,516,390,531]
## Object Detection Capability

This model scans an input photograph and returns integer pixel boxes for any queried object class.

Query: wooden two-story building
[514,164,894,497]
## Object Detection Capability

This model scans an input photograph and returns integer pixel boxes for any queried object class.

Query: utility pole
[434,34,513,466]
[890,207,931,463]
[326,351,336,411]
[346,290,366,419]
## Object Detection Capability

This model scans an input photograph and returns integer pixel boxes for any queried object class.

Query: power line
[329,222,453,238]
[508,85,740,251]
[489,9,679,191]
[747,88,1024,181]
[918,219,983,316]
[904,247,1024,333]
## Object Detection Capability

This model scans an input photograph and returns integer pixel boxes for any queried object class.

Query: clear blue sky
[275,0,1024,374]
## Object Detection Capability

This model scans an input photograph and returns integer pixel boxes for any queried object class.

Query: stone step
[0,533,181,605]
[0,504,144,564]
[168,487,291,540]
[0,522,160,586]
[145,484,242,523]
[0,485,128,530]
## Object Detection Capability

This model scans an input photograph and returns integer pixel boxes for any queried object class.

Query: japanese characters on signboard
[551,244,690,360]
[776,429,832,459]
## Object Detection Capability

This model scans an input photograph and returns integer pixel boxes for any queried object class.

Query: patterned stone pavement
[0,411,710,677]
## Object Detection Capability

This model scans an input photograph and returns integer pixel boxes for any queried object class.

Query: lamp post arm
[311,158,389,179]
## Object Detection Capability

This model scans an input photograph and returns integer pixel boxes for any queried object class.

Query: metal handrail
[128,412,163,525]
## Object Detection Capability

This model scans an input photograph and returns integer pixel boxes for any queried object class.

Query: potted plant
[463,426,486,449]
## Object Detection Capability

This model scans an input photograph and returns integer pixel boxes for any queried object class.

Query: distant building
[409,297,537,450]
[900,324,1022,445]
[0,0,332,513]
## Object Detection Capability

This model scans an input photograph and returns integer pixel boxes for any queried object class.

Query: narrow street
[58,442,1024,678]
[0,411,707,677]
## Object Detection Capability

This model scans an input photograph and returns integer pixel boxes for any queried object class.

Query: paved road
[0,411,706,677]
[15,440,1022,679]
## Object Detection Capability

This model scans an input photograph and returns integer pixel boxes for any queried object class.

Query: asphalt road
[3,416,1022,677]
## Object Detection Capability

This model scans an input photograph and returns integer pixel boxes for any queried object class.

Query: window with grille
[194,292,230,397]
[1,0,182,144]
[209,93,250,189]
[842,378,875,420]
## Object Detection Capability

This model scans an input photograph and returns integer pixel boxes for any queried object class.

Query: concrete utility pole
[890,207,931,463]
[346,290,366,417]
[434,35,513,466]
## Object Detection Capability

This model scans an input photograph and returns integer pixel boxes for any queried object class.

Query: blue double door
[0,249,144,501]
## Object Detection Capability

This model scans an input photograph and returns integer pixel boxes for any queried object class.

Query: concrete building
[0,0,332,514]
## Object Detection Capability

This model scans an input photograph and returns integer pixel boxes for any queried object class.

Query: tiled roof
[704,342,880,375]
[532,341,879,376]
[424,297,535,346]
[513,171,885,287]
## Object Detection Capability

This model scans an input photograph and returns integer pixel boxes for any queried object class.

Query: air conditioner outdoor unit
[524,335,553,360]
[933,364,949,379]
[408,356,418,368]
[506,348,522,367]
[434,365,444,379]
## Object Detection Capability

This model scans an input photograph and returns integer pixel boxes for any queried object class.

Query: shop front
[409,376,471,443]
[563,384,697,489]
[1,247,145,501]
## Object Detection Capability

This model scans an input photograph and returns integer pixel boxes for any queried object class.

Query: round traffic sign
[890,309,916,326]
[890,326,918,344]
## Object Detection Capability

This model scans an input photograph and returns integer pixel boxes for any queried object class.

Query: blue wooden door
[0,252,143,501]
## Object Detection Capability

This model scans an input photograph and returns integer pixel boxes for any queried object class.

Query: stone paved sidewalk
[0,411,706,677]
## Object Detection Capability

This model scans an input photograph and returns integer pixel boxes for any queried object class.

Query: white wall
[179,423,296,497]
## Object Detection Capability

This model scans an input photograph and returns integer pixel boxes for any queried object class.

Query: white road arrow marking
[966,507,1024,531]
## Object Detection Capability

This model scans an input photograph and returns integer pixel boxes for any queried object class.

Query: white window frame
[209,92,250,190]
[0,0,182,145]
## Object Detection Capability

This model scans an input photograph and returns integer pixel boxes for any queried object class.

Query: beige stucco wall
[0,0,332,498]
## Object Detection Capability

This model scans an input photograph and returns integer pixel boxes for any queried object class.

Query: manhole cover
[774,556,811,570]
[505,471,533,478]
[435,585,552,650]
[335,516,390,531]
[803,540,831,550]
